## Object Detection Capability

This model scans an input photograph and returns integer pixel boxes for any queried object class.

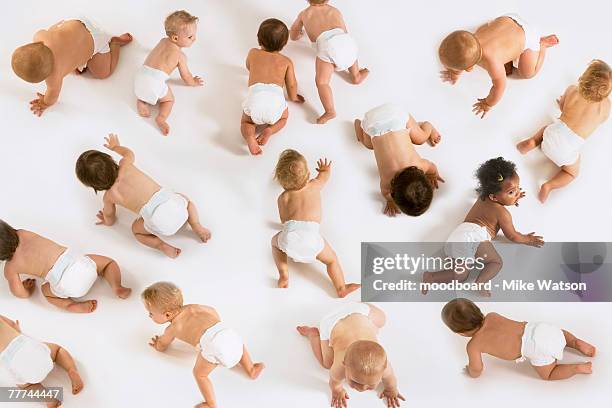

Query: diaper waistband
[140,188,173,219]
[282,220,321,232]
[140,65,170,80]
[0,335,27,365]
[315,28,347,44]
[46,249,75,287]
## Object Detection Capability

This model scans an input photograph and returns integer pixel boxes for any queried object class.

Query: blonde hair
[578,59,612,102]
[165,10,199,37]
[141,282,183,313]
[439,30,481,71]
[274,149,309,191]
[344,341,387,378]
[11,42,54,83]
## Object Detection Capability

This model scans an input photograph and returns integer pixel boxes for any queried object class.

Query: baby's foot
[351,68,370,85]
[277,276,289,288]
[192,224,211,243]
[68,369,84,394]
[477,289,492,298]
[354,119,362,141]
[429,129,442,147]
[246,138,262,155]
[159,243,181,259]
[137,100,151,117]
[337,283,361,298]
[67,300,97,313]
[538,183,551,203]
[317,111,336,124]
[421,272,433,295]
[111,33,133,46]
[575,339,596,357]
[540,35,559,48]
[516,138,537,154]
[296,326,319,338]
[114,286,132,299]
[248,363,265,379]
[155,116,170,136]
[194,403,213,408]
[47,399,62,408]
[256,128,273,146]
[576,361,592,374]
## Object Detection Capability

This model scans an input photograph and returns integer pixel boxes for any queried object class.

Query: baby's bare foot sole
[277,277,289,288]
[249,363,265,379]
[575,339,596,357]
[159,243,181,259]
[111,33,133,46]
[155,117,170,136]
[137,100,151,117]
[516,139,536,154]
[115,287,132,299]
[246,138,262,155]
[296,326,319,337]
[192,224,211,243]
[576,362,592,374]
[68,369,84,394]
[337,283,361,298]
[67,300,97,313]
[352,68,370,85]
[429,130,442,146]
[317,111,336,124]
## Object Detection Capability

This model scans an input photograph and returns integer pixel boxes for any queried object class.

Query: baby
[517,60,611,202]
[439,14,559,118]
[442,298,596,380]
[1,220,130,313]
[0,315,83,408]
[12,18,132,116]
[422,157,544,296]
[290,0,369,124]
[134,10,203,135]
[75,134,211,258]
[241,18,305,155]
[354,103,443,217]
[297,303,404,407]
[271,150,360,298]
[142,282,264,408]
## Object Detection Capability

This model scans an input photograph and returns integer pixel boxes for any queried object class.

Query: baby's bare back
[0,319,20,351]
[561,86,611,137]
[472,313,525,360]
[372,131,421,189]
[301,4,346,42]
[107,164,161,214]
[464,199,503,238]
[247,49,289,87]
[170,305,220,347]
[476,16,525,66]
[278,181,322,223]
[143,38,182,75]
[5,231,65,280]
[330,314,378,364]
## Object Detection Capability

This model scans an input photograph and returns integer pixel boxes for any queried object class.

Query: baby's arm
[473,64,507,118]
[497,208,544,247]
[312,158,332,188]
[149,324,176,352]
[380,364,405,406]
[177,53,203,86]
[30,76,63,116]
[466,340,484,378]
[289,12,304,41]
[420,159,445,189]
[104,133,135,164]
[329,362,349,407]
[0,315,21,332]
[4,268,35,299]
[96,193,117,226]
[285,61,305,103]
[381,180,401,217]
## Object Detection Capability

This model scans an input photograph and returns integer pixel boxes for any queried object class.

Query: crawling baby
[142,282,264,408]
[75,134,211,258]
[442,298,596,380]
[297,303,404,407]
[1,220,130,313]
[12,18,131,116]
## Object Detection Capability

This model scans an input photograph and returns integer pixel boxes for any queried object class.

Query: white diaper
[504,14,541,68]
[242,83,288,125]
[277,220,325,263]
[134,65,170,105]
[0,335,53,385]
[541,120,584,167]
[198,322,244,368]
[319,303,371,345]
[139,188,189,237]
[444,222,491,259]
[69,17,112,72]
[314,28,358,71]
[46,250,97,299]
[517,322,566,366]
[361,103,409,138]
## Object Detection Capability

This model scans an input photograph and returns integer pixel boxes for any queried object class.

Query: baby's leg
[316,240,360,298]
[238,346,265,379]
[136,99,151,118]
[41,283,97,313]
[18,383,61,408]
[408,117,442,147]
[193,354,218,408]
[366,303,387,329]
[240,113,262,155]
[86,33,133,79]
[257,108,288,146]
[315,58,336,124]
[46,343,83,394]
[347,60,369,85]
[532,360,592,380]
[156,87,174,136]
[271,233,289,288]
[131,218,181,259]
[421,262,471,295]
[539,159,580,203]
[473,242,503,297]
[516,35,558,79]
[296,326,333,369]
[354,119,373,149]
[517,126,546,154]
[562,330,596,357]
[87,255,131,299]
[181,198,212,243]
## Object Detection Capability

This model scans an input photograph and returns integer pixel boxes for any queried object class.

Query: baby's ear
[488,193,498,202]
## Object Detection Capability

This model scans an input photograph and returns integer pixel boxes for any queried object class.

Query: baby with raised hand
[439,14,559,118]
[271,150,360,298]
[517,60,611,202]
[0,315,84,407]
[0,220,130,314]
[354,103,444,217]
[241,18,305,156]
[442,298,596,380]
[75,134,211,258]
[134,10,203,135]
[297,303,404,408]
[290,0,369,124]
[12,18,132,116]
[142,282,264,408]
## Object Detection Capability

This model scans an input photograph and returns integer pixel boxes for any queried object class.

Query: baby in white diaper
[0,315,84,407]
[0,220,130,313]
[290,0,369,124]
[142,282,264,408]
[297,303,404,407]
[442,298,596,380]
[241,18,305,155]
[271,149,360,298]
[134,10,203,135]
[75,134,211,258]
[517,60,611,202]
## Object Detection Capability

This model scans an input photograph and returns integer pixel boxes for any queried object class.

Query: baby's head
[165,10,199,48]
[0,220,19,261]
[578,59,612,102]
[11,42,54,83]
[391,167,433,216]
[475,157,520,206]
[439,30,481,72]
[75,150,119,193]
[141,281,183,324]
[343,341,387,392]
[258,18,289,52]
[274,149,310,191]
[442,298,484,336]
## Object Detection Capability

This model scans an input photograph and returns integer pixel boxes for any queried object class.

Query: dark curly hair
[475,157,516,200]
[75,150,119,193]
[0,219,19,261]
[391,167,433,216]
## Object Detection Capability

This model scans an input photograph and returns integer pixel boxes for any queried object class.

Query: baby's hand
[540,35,559,48]
[292,94,305,103]
[380,388,406,408]
[515,189,526,206]
[427,174,445,189]
[472,98,491,119]
[23,279,36,296]
[104,134,121,151]
[191,76,204,86]
[29,93,49,117]
[384,200,401,217]
[316,158,332,173]
[331,387,349,408]
[149,335,164,351]
[524,232,544,248]
[440,69,460,85]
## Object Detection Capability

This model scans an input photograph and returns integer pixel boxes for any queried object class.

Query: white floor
[1,0,611,407]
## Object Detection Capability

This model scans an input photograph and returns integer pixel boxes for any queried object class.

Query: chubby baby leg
[473,241,503,297]
[238,346,265,379]
[516,35,558,79]
[136,99,151,118]
[366,303,387,329]
[271,233,289,288]
[315,58,336,124]
[296,326,332,369]
[87,255,131,299]
[354,119,373,149]
[240,113,262,155]
[41,283,97,313]
[316,240,360,298]
[257,108,288,146]
[408,116,442,146]
[18,383,61,408]
[156,87,174,136]
[563,330,596,357]
[87,33,133,79]
[539,159,580,203]
[180,197,211,243]
[533,360,592,380]
[193,354,218,408]
[131,218,181,259]
[46,343,83,394]
[517,126,546,154]
[347,60,369,85]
